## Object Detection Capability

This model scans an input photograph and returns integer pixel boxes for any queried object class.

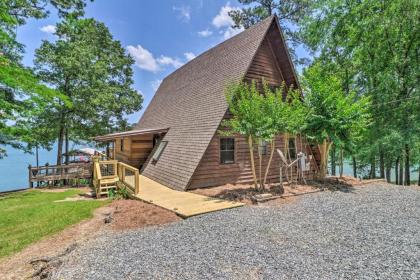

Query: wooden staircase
[92,158,140,198]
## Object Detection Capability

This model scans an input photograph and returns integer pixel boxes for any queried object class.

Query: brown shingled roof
[136,15,293,190]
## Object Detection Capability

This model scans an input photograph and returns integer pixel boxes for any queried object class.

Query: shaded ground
[191,176,368,204]
[53,183,419,280]
[0,198,179,280]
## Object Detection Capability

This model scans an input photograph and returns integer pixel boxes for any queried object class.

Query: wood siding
[188,131,318,189]
[245,37,284,87]
[188,33,312,189]
[114,135,154,169]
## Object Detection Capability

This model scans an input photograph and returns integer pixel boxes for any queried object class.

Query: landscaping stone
[53,184,420,280]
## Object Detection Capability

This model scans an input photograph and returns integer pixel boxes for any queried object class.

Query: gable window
[259,140,268,156]
[120,138,124,152]
[152,141,167,163]
[288,138,296,160]
[220,138,235,164]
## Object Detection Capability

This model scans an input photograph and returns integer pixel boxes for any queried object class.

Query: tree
[223,81,269,190]
[262,83,309,185]
[0,0,88,158]
[34,15,143,165]
[302,62,371,179]
[299,0,419,183]
[229,0,312,64]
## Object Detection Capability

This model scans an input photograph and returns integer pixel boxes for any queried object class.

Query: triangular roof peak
[136,16,298,190]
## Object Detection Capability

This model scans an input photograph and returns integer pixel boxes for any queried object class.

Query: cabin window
[120,138,124,152]
[152,141,167,163]
[220,138,235,164]
[289,138,296,160]
[259,140,268,156]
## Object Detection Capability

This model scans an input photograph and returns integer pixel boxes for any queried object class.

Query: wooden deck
[28,163,92,187]
[136,175,244,218]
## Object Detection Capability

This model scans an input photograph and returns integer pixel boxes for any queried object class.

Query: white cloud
[127,45,191,72]
[40,25,56,34]
[173,5,191,22]
[197,29,213,37]
[184,52,196,61]
[151,79,162,91]
[223,26,244,39]
[211,3,243,40]
[157,55,183,68]
[127,45,160,72]
[212,2,238,28]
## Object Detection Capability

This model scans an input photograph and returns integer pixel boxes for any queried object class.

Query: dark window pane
[221,151,234,164]
[259,140,268,155]
[289,138,296,159]
[220,138,235,164]
[220,139,226,150]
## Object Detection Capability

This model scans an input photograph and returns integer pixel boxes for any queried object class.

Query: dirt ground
[191,176,383,205]
[0,198,180,280]
[192,183,318,205]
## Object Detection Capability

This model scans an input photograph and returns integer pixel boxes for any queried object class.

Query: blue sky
[17,0,305,124]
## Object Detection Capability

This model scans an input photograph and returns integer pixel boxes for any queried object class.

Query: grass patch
[0,189,108,259]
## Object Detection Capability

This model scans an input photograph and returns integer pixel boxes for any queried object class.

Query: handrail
[92,158,140,196]
[117,162,140,194]
[29,163,91,171]
[94,161,102,180]
[28,162,93,188]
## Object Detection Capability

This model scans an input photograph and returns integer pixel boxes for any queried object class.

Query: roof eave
[94,128,169,142]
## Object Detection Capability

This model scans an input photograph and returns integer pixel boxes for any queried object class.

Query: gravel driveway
[53,184,420,279]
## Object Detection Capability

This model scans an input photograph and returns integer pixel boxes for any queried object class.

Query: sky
[16,0,306,125]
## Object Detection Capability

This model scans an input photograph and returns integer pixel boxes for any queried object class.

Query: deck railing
[28,163,92,187]
[117,162,140,194]
[92,157,140,196]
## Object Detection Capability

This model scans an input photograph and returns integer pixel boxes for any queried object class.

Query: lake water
[0,147,417,192]
[0,143,94,192]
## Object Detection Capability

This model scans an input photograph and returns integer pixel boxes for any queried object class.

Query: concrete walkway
[135,175,244,218]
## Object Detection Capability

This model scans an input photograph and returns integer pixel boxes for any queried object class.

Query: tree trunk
[385,165,391,183]
[352,156,357,178]
[404,144,410,186]
[370,157,376,179]
[258,142,263,190]
[283,133,289,161]
[331,144,336,176]
[56,125,65,165]
[35,145,40,187]
[318,139,332,179]
[248,135,258,189]
[65,127,69,165]
[35,145,39,168]
[263,139,275,186]
[418,162,420,186]
[395,157,399,184]
[399,155,404,185]
[339,148,344,178]
[379,149,385,178]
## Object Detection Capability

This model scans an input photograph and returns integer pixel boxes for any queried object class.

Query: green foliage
[0,0,88,158]
[0,189,108,258]
[108,187,130,200]
[224,79,310,186]
[34,15,143,162]
[302,62,371,148]
[115,187,130,200]
[299,0,419,181]
[228,0,312,63]
[223,81,268,140]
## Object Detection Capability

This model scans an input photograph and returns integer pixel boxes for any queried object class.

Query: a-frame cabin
[95,15,319,191]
